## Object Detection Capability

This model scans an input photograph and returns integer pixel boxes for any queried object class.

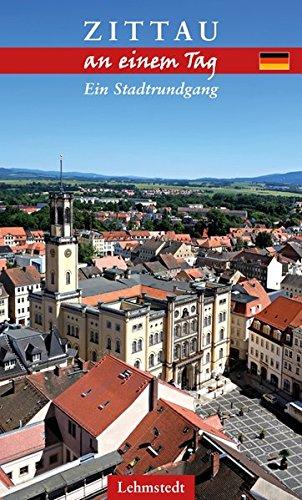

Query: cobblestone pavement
[197,389,302,498]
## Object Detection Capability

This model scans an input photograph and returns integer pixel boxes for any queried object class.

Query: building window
[137,339,143,351]
[219,328,224,341]
[49,454,58,465]
[19,466,29,476]
[115,340,121,353]
[50,271,55,285]
[190,338,197,353]
[149,334,154,346]
[219,348,223,359]
[157,351,163,363]
[91,351,97,362]
[206,332,211,345]
[134,360,141,369]
[149,353,155,368]
[66,272,71,285]
[283,379,290,393]
[106,337,112,350]
[206,352,210,364]
[132,341,137,353]
[174,344,181,359]
[68,420,76,438]
[106,321,112,329]
[174,325,181,338]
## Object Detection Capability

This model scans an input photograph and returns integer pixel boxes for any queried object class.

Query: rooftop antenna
[59,154,63,191]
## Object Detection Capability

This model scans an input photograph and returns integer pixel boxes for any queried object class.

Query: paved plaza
[197,389,302,497]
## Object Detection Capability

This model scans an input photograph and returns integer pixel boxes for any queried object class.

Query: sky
[0,0,301,179]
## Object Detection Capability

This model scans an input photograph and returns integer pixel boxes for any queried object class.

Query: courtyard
[197,388,302,497]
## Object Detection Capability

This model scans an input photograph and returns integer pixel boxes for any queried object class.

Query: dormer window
[32,353,41,362]
[4,359,16,371]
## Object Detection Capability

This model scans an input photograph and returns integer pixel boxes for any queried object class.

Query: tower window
[66,272,71,285]
[50,272,55,285]
[65,207,71,223]
[57,206,64,225]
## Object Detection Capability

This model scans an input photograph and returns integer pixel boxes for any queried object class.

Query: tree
[78,242,94,264]
[207,209,232,236]
[255,232,273,248]
[279,449,290,469]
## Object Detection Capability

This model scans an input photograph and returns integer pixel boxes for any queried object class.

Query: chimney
[149,376,158,411]
[211,452,220,478]
[54,365,63,377]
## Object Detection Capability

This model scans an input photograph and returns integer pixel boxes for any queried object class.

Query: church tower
[31,157,81,333]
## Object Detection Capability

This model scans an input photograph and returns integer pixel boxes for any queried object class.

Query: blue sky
[0,0,301,179]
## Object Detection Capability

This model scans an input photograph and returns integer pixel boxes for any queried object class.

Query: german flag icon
[259,52,290,71]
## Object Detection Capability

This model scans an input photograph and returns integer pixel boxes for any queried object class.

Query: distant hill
[0,166,302,185]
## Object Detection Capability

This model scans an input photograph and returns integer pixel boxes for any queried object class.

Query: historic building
[30,189,231,390]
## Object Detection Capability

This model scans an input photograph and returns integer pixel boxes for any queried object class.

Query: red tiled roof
[0,227,26,238]
[115,399,231,475]
[54,355,153,437]
[82,284,176,306]
[93,256,127,271]
[255,296,302,330]
[0,422,45,465]
[1,265,41,286]
[163,400,232,442]
[0,467,13,488]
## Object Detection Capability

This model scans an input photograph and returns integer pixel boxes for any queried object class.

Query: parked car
[261,393,278,405]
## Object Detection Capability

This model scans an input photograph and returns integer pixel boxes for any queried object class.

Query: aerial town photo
[0,164,301,499]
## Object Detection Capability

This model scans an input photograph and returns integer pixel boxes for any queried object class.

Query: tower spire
[59,154,63,191]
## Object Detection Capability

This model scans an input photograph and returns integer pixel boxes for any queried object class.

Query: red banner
[0,47,301,74]
[107,475,195,499]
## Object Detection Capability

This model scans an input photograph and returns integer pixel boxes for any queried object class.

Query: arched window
[149,334,154,346]
[223,311,227,322]
[219,348,223,359]
[149,354,155,368]
[65,207,71,223]
[66,272,71,285]
[50,271,55,285]
[206,352,210,363]
[132,341,137,354]
[190,338,197,353]
[174,325,181,338]
[183,322,188,336]
[75,326,79,338]
[106,337,112,350]
[219,312,223,323]
[192,319,197,332]
[182,342,189,357]
[134,360,141,369]
[137,339,143,351]
[158,351,163,363]
[220,328,224,341]
[160,331,163,342]
[206,332,211,345]
[155,333,159,344]
[57,206,64,225]
[204,317,208,327]
[182,308,189,318]
[71,325,75,336]
[115,340,121,353]
[67,324,71,335]
[174,345,181,359]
